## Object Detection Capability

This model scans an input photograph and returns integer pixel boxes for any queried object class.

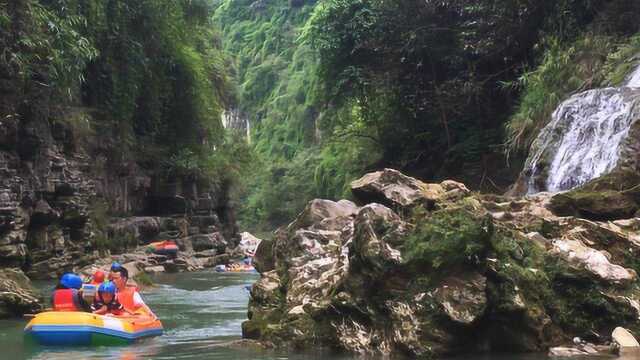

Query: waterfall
[524,65,640,193]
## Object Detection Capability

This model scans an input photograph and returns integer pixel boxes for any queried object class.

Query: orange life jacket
[116,286,138,312]
[52,289,80,312]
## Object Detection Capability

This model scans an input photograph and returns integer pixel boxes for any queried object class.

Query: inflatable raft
[214,264,256,273]
[148,240,178,256]
[24,311,163,346]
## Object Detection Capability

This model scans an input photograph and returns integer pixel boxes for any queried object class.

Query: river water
[0,270,565,359]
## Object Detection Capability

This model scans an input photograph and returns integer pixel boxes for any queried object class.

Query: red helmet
[93,270,105,284]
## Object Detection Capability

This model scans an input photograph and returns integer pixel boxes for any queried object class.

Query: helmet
[93,270,105,283]
[60,273,83,289]
[110,262,122,271]
[98,281,116,295]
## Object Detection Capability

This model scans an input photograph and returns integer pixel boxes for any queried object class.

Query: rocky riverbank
[243,169,640,358]
[0,96,247,317]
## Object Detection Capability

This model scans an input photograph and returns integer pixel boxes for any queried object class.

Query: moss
[549,169,640,220]
[404,206,493,274]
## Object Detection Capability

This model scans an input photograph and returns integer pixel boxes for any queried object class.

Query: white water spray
[524,64,640,193]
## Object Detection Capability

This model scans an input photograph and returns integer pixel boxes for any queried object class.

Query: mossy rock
[549,169,640,220]
[254,239,275,273]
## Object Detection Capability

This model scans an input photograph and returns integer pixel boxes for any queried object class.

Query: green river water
[0,270,564,359]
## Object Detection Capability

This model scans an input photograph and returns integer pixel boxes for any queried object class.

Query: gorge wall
[0,87,238,278]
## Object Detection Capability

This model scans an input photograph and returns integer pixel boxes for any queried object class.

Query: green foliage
[133,272,154,287]
[404,207,493,271]
[214,0,376,231]
[603,34,640,86]
[0,0,247,219]
[0,0,97,98]
[504,35,613,154]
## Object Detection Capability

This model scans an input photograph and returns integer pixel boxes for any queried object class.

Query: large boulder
[0,268,42,318]
[351,168,469,209]
[177,232,227,252]
[551,239,636,284]
[549,169,640,221]
[289,199,358,231]
[243,169,640,358]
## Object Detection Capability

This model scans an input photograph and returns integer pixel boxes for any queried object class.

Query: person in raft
[90,269,106,285]
[91,281,126,315]
[107,262,122,281]
[110,266,153,316]
[52,273,90,312]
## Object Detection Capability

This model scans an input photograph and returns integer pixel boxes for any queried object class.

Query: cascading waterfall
[524,65,640,193]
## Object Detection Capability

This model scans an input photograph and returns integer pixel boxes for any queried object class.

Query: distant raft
[214,264,256,273]
[147,240,179,256]
[24,311,163,346]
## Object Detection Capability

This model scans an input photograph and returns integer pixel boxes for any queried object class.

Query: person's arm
[93,305,108,315]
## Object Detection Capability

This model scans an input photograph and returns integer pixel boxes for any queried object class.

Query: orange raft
[147,240,179,256]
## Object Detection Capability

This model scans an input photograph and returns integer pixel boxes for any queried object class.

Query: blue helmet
[110,262,122,271]
[60,273,83,289]
[98,281,116,295]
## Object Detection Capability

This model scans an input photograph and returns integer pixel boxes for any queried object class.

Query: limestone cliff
[244,169,640,357]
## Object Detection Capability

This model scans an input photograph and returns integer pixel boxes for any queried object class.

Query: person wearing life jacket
[91,281,126,315]
[108,262,122,281]
[52,273,88,312]
[111,266,153,316]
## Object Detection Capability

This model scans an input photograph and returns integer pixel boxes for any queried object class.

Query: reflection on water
[0,270,556,360]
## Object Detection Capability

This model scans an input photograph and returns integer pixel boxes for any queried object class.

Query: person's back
[52,273,87,312]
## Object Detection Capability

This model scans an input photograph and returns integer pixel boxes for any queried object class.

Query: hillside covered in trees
[213,0,640,232]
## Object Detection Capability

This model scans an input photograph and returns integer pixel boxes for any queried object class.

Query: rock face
[244,170,640,358]
[0,268,42,318]
[0,104,239,281]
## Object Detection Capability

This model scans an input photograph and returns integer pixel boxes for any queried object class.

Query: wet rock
[551,239,636,284]
[612,327,640,347]
[434,272,487,325]
[548,169,640,221]
[0,268,42,318]
[253,239,274,273]
[548,346,599,357]
[144,265,165,273]
[188,232,226,252]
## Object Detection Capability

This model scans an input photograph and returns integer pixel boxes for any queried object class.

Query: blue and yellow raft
[24,311,163,346]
